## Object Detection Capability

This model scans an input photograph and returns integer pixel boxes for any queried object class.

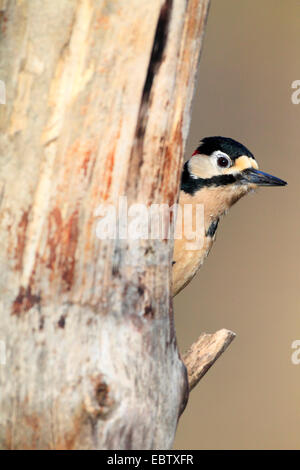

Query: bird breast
[172,191,219,296]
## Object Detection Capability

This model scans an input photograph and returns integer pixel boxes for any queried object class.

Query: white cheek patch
[188,155,216,179]
[188,153,259,179]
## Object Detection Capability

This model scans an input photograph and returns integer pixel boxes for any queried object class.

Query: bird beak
[241,168,287,187]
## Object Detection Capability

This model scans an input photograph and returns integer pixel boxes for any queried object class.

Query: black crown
[196,136,254,160]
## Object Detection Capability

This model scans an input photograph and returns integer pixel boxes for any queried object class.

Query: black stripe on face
[181,162,237,195]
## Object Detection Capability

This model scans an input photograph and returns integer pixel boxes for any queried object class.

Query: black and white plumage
[172,136,287,296]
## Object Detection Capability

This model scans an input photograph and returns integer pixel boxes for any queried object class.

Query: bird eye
[217,155,231,168]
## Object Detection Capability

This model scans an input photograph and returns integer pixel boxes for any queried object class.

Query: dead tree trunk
[0,0,212,449]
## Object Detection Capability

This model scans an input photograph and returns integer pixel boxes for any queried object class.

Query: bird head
[182,136,287,211]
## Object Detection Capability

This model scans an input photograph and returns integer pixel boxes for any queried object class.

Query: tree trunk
[0,0,210,449]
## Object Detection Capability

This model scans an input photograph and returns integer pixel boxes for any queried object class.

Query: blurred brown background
[174,0,300,450]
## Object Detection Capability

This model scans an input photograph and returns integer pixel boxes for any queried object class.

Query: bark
[0,0,210,449]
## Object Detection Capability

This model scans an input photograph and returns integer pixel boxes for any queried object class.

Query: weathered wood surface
[183,329,236,391]
[0,0,210,449]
